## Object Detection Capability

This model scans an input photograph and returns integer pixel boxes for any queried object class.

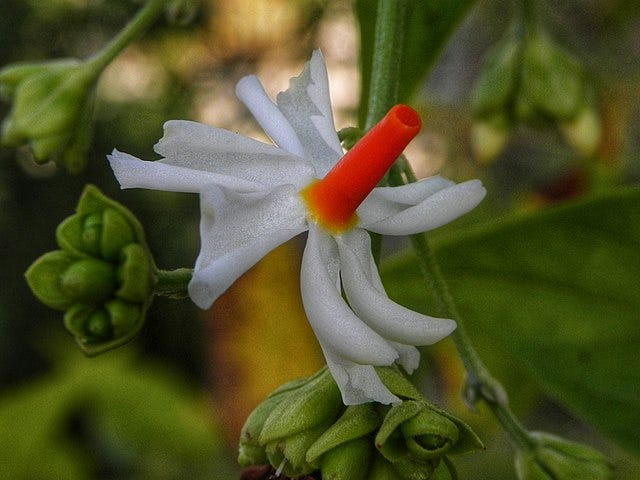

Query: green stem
[85,0,169,75]
[364,0,410,129]
[154,268,192,299]
[367,0,534,452]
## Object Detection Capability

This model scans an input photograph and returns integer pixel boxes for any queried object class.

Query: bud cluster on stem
[238,366,483,479]
[25,185,156,355]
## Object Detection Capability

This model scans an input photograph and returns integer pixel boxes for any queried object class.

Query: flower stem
[364,0,410,130]
[85,0,169,75]
[367,0,534,452]
[154,268,192,299]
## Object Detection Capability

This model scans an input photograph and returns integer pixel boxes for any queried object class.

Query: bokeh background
[1,0,639,478]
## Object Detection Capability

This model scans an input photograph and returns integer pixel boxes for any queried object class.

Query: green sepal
[306,404,380,465]
[56,185,145,262]
[518,33,586,122]
[376,366,423,401]
[265,421,332,477]
[238,392,290,467]
[1,61,93,144]
[471,26,521,117]
[259,368,342,445]
[64,299,146,357]
[317,436,374,480]
[515,432,614,480]
[116,244,154,303]
[0,59,79,99]
[368,453,402,480]
[376,400,483,466]
[25,250,77,310]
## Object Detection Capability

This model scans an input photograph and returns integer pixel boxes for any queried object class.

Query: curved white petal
[322,345,401,405]
[300,225,398,365]
[235,76,306,158]
[360,176,456,219]
[276,50,343,177]
[388,342,420,374]
[108,149,261,193]
[189,184,307,309]
[360,179,487,235]
[154,120,314,189]
[336,229,457,345]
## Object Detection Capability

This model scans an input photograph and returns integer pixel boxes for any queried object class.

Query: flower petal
[360,179,487,235]
[155,120,314,189]
[321,346,400,405]
[336,229,456,345]
[276,50,343,177]
[108,149,261,193]
[300,225,398,365]
[235,75,306,158]
[189,184,307,309]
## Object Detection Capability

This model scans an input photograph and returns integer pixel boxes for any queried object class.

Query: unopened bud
[25,185,155,355]
[0,59,97,172]
[515,432,613,480]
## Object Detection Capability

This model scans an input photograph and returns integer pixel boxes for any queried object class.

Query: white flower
[108,50,486,405]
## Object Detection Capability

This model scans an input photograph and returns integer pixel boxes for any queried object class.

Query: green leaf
[381,187,640,455]
[356,0,477,125]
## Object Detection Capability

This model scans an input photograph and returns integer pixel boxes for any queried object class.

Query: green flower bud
[60,258,117,304]
[238,375,334,468]
[0,58,97,171]
[259,368,343,476]
[375,400,483,479]
[57,186,143,261]
[517,33,586,123]
[515,432,613,480]
[25,250,77,311]
[63,299,143,355]
[471,28,522,118]
[305,404,380,479]
[26,185,155,355]
[316,436,373,480]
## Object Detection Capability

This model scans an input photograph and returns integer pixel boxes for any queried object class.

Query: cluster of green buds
[0,59,99,173]
[515,432,613,480]
[471,21,601,162]
[238,367,483,479]
[26,185,155,355]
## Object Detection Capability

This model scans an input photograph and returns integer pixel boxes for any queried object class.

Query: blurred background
[1,0,639,478]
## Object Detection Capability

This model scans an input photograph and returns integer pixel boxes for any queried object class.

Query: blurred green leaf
[0,348,228,479]
[356,0,476,125]
[381,187,640,455]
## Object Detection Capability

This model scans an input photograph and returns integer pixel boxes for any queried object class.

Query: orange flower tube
[302,104,421,232]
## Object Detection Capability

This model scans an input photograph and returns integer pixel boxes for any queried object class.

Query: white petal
[108,149,260,193]
[360,179,487,235]
[336,229,457,345]
[235,75,306,158]
[300,225,398,365]
[276,50,343,177]
[189,184,307,309]
[322,345,400,405]
[155,120,314,189]
[388,342,420,374]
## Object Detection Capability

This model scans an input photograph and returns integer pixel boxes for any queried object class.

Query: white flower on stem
[108,50,486,405]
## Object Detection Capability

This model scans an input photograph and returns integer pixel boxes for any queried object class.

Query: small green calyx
[239,366,483,480]
[515,432,613,480]
[471,22,601,161]
[26,185,155,356]
[0,58,97,173]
